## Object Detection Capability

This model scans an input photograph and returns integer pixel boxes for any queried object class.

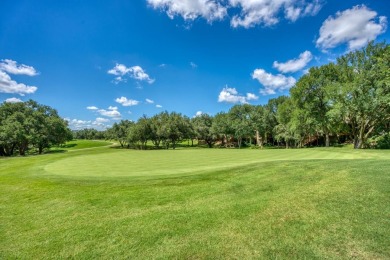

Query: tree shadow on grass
[60,143,77,148]
[45,149,68,154]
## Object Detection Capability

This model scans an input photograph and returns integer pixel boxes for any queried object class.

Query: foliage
[192,113,215,148]
[368,133,390,149]
[72,128,106,140]
[0,100,71,156]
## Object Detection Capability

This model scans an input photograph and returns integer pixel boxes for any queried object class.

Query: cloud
[95,117,110,123]
[194,111,203,117]
[147,0,227,22]
[87,106,98,110]
[246,93,259,101]
[0,59,38,76]
[316,5,387,51]
[252,69,296,95]
[4,97,23,103]
[218,86,258,104]
[146,98,154,104]
[190,62,198,68]
[273,51,313,73]
[115,96,140,107]
[65,118,93,130]
[156,104,163,108]
[148,0,322,28]
[65,118,110,130]
[230,0,323,28]
[97,106,121,119]
[0,71,37,95]
[108,64,155,84]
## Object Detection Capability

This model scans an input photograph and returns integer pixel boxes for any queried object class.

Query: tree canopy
[0,100,72,156]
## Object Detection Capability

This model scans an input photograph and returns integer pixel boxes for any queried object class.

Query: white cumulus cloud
[0,71,37,96]
[95,117,110,123]
[273,51,313,73]
[316,5,387,51]
[87,106,98,110]
[252,69,296,95]
[97,106,121,119]
[108,63,155,84]
[156,104,163,108]
[0,59,38,76]
[4,97,23,103]
[147,0,322,28]
[147,0,227,22]
[65,118,92,130]
[194,111,203,117]
[230,0,323,28]
[218,87,258,104]
[115,96,140,107]
[246,93,259,101]
[146,98,154,104]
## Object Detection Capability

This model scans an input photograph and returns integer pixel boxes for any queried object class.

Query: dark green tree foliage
[250,105,267,148]
[210,112,231,147]
[128,115,151,150]
[335,42,390,148]
[107,120,134,148]
[192,113,215,148]
[0,100,71,156]
[290,64,339,147]
[73,128,105,140]
[160,112,191,149]
[228,104,253,148]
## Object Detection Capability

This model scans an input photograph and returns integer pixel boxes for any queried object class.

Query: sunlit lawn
[1,143,389,258]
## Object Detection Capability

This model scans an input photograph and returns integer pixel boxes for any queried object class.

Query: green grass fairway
[53,139,113,151]
[1,145,390,259]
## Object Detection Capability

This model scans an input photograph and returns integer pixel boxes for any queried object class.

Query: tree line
[105,42,390,150]
[0,100,72,156]
[1,42,389,155]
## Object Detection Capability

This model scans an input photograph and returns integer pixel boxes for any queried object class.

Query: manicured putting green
[44,148,388,178]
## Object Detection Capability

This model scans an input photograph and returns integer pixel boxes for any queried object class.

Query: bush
[368,133,390,149]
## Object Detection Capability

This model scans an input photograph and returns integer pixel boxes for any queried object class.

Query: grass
[1,142,390,259]
[53,139,113,151]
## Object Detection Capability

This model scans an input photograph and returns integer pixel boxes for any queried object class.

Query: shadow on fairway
[45,149,68,154]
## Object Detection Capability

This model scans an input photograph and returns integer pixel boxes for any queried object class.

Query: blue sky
[1,0,389,130]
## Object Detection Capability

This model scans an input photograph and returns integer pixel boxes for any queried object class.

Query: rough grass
[1,144,389,259]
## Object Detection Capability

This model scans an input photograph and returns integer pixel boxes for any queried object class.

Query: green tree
[228,104,253,148]
[291,64,340,147]
[211,112,232,147]
[192,113,215,148]
[335,42,390,148]
[0,100,71,156]
[108,120,134,148]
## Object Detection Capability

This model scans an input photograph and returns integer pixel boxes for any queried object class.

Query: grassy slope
[1,145,390,259]
[53,139,113,151]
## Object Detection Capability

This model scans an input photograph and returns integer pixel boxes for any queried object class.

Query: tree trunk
[38,146,44,154]
[0,146,5,156]
[325,133,330,147]
[19,142,27,156]
[256,130,262,148]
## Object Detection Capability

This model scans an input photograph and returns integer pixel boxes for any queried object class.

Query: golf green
[44,148,387,178]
